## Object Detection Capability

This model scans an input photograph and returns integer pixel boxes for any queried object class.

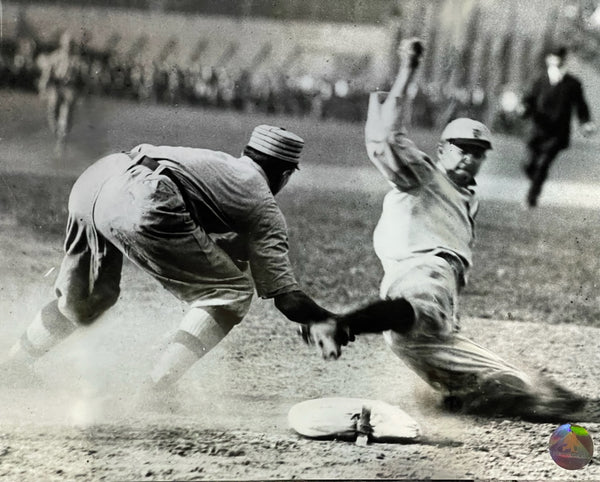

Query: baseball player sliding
[305,38,595,422]
[1,125,347,408]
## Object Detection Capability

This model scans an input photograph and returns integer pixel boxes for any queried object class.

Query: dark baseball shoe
[516,378,587,423]
[573,399,600,423]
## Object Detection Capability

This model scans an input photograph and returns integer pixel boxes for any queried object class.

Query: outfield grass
[1,91,599,328]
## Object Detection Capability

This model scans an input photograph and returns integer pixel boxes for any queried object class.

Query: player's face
[271,167,295,195]
[546,54,565,69]
[439,141,488,186]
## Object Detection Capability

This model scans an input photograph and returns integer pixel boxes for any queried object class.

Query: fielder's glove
[298,319,355,360]
[398,37,425,69]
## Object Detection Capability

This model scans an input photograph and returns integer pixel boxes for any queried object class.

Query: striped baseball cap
[247,125,304,167]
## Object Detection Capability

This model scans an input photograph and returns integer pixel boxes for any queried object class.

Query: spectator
[519,44,596,207]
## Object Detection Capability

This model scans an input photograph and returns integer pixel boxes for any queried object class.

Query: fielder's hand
[398,37,424,69]
[299,319,354,360]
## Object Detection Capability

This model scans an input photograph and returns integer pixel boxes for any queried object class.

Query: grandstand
[10,0,395,24]
[3,2,394,86]
[1,0,593,125]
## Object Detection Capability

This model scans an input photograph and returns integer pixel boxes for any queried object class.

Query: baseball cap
[440,118,493,149]
[247,125,304,167]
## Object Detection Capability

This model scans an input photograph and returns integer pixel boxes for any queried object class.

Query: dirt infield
[1,219,599,480]
[1,91,600,480]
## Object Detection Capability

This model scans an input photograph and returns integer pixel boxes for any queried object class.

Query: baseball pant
[379,253,534,402]
[54,153,254,326]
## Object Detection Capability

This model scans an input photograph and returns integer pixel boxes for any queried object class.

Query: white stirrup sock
[9,300,78,362]
[149,342,199,390]
[178,307,229,350]
[25,311,56,351]
[7,310,62,364]
[149,308,228,389]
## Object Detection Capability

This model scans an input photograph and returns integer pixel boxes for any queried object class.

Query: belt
[139,155,165,172]
[135,155,192,210]
[137,155,184,189]
[435,251,466,286]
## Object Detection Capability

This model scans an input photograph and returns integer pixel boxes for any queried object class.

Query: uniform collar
[243,155,269,184]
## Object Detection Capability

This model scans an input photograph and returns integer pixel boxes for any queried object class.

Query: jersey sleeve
[573,78,591,124]
[245,198,300,298]
[364,91,433,191]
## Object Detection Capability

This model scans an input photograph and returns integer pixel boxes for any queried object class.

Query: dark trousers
[524,137,563,206]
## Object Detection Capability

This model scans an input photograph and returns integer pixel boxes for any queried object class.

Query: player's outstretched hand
[398,37,425,68]
[299,319,354,360]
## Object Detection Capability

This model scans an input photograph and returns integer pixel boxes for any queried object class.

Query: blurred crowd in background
[3,0,600,133]
[0,32,489,129]
[0,34,365,122]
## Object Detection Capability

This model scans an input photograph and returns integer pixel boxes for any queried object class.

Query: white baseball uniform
[365,91,534,401]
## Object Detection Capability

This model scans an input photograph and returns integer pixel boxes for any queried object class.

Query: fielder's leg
[1,300,77,386]
[2,264,121,387]
[149,306,238,389]
[2,161,123,385]
[137,305,248,412]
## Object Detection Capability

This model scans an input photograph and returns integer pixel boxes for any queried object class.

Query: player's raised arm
[379,38,424,128]
[364,38,432,190]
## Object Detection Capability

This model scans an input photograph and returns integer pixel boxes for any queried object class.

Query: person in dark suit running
[520,45,596,207]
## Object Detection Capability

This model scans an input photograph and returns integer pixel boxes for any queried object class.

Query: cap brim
[449,138,492,150]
